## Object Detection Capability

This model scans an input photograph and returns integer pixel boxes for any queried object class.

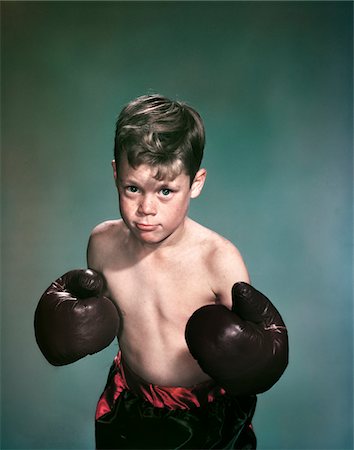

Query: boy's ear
[190,168,207,199]
[112,160,117,181]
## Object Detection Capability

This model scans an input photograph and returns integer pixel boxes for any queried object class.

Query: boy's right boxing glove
[34,269,120,366]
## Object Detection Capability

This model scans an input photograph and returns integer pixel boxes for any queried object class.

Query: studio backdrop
[2,2,353,449]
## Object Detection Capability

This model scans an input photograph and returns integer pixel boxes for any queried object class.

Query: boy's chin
[136,232,168,245]
[126,225,160,241]
[132,228,175,246]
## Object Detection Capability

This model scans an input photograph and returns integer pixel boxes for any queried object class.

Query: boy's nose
[138,195,157,216]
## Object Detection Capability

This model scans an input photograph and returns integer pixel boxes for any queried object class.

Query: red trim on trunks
[96,352,226,420]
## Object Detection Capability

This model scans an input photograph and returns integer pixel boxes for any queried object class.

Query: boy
[35,94,288,449]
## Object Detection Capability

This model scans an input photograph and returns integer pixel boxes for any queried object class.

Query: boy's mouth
[135,223,158,231]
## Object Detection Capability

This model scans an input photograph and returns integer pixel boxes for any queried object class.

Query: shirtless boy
[35,94,288,449]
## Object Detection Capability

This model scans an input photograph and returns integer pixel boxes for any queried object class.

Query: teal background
[1,2,353,449]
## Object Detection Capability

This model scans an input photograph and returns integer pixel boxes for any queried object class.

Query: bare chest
[102,254,215,324]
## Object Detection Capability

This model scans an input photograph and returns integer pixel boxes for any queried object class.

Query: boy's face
[113,153,206,246]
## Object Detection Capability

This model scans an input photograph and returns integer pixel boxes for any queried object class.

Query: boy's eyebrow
[119,176,141,185]
[119,174,181,189]
[155,176,183,188]
[117,172,137,183]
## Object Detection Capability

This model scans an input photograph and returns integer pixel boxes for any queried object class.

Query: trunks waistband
[96,351,226,420]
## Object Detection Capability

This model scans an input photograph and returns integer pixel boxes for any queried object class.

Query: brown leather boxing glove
[34,269,120,366]
[185,282,288,396]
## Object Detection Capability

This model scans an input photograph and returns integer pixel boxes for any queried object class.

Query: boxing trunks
[95,352,257,449]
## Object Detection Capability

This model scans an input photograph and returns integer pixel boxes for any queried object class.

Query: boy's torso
[89,218,230,387]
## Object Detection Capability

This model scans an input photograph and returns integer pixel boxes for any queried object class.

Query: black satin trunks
[95,352,257,449]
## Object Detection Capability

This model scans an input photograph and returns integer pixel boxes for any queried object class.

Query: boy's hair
[114,94,205,183]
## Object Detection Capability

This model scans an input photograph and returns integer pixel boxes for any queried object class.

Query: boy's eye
[160,188,172,196]
[126,186,139,193]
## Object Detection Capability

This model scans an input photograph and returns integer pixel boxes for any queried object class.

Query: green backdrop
[2,2,353,449]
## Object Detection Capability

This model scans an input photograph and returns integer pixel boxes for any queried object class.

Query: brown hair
[114,94,205,183]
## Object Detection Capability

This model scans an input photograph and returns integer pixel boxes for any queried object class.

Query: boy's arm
[86,220,120,267]
[186,240,288,396]
[209,239,250,309]
[86,223,105,272]
[34,225,119,366]
[86,223,114,296]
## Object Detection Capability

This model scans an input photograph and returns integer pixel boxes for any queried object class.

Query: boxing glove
[34,269,120,366]
[185,282,288,396]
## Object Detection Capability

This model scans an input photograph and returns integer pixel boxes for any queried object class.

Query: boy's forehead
[119,153,187,183]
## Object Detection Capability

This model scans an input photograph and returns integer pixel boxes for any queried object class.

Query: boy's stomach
[118,329,212,388]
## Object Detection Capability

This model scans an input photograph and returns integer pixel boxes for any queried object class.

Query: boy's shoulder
[87,219,126,269]
[188,219,244,260]
[90,219,125,239]
[187,220,250,302]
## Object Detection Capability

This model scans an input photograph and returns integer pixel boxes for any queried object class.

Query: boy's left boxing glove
[34,269,119,366]
[185,282,288,396]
